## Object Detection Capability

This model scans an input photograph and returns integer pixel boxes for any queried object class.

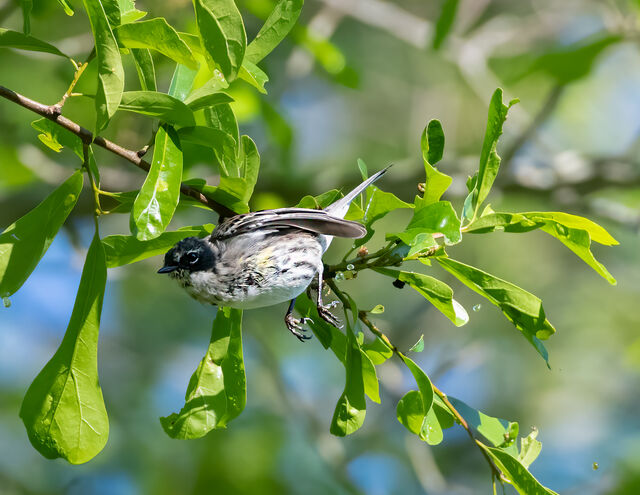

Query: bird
[158,166,390,341]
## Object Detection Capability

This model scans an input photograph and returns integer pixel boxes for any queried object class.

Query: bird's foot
[317,301,342,329]
[285,313,313,342]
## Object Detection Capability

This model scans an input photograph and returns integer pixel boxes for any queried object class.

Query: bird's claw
[285,313,313,342]
[317,304,342,329]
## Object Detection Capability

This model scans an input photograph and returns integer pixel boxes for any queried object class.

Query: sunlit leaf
[167,63,197,101]
[395,200,461,245]
[55,0,74,16]
[462,89,517,221]
[479,444,559,495]
[102,225,212,268]
[448,396,518,449]
[362,336,392,364]
[0,171,82,298]
[245,0,303,64]
[437,257,555,364]
[20,232,108,464]
[0,29,68,57]
[82,0,125,130]
[409,334,424,353]
[238,60,269,94]
[518,428,542,469]
[118,0,147,23]
[186,92,234,112]
[160,307,245,438]
[131,124,183,240]
[466,211,617,284]
[115,18,197,68]
[193,0,246,81]
[419,120,452,204]
[119,91,195,127]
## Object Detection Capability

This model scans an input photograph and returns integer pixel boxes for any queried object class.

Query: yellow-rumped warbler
[158,167,389,340]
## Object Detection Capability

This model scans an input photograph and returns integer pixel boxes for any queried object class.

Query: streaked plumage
[159,167,390,340]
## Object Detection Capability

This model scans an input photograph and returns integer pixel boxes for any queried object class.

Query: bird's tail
[324,165,391,219]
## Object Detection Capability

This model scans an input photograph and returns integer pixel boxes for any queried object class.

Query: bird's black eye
[185,252,199,264]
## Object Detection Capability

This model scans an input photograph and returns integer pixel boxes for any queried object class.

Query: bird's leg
[284,298,313,342]
[315,269,341,328]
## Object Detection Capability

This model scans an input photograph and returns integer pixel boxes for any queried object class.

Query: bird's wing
[212,208,366,239]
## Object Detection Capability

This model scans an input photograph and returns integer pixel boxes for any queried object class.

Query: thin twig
[0,84,235,219]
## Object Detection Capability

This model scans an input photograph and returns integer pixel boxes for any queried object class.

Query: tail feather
[324,165,391,219]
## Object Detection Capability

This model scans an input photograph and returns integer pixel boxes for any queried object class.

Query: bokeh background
[2,0,640,493]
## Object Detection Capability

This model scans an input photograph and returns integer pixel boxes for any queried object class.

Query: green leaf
[102,0,121,26]
[238,60,269,94]
[130,48,156,91]
[0,171,83,298]
[518,428,542,469]
[463,89,517,221]
[295,295,347,358]
[437,257,555,364]
[203,103,240,174]
[114,18,198,69]
[20,0,32,34]
[131,124,183,240]
[420,120,452,204]
[193,0,246,82]
[160,307,245,438]
[31,118,82,156]
[167,65,196,103]
[369,304,384,314]
[448,396,518,449]
[466,211,618,284]
[238,135,260,199]
[479,444,559,495]
[119,91,195,127]
[245,0,303,64]
[102,225,212,268]
[432,0,459,49]
[330,326,367,436]
[177,126,237,173]
[399,355,437,441]
[362,336,392,364]
[118,0,147,23]
[374,268,468,327]
[82,0,125,130]
[185,92,234,112]
[20,232,108,464]
[0,28,68,57]
[409,334,424,353]
[183,71,230,107]
[401,200,462,245]
[55,0,74,16]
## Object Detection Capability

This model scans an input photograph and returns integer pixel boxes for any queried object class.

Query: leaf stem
[0,84,236,219]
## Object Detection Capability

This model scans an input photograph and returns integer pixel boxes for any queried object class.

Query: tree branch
[0,84,236,219]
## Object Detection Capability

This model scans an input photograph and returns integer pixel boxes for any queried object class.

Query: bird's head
[158,237,215,276]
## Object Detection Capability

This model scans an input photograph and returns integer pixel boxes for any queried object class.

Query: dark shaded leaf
[0,171,83,297]
[432,0,459,49]
[20,232,108,464]
[0,28,68,57]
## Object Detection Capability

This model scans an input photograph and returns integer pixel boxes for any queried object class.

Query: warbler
[158,167,389,341]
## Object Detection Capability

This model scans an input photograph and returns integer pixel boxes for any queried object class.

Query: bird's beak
[158,265,178,274]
